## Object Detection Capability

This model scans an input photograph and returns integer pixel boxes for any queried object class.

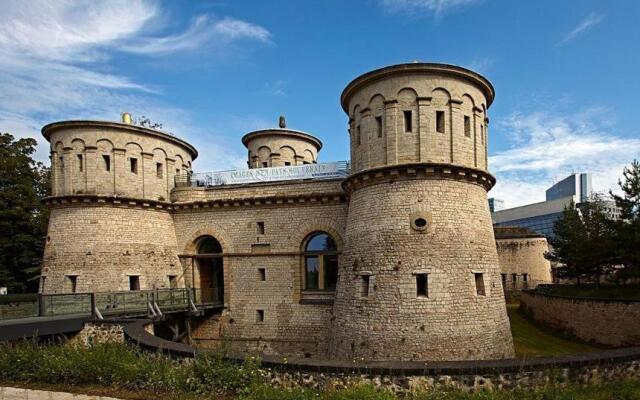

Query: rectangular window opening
[77,154,83,172]
[356,125,361,145]
[361,275,370,298]
[262,161,268,168]
[66,275,77,293]
[403,110,412,132]
[480,125,484,144]
[59,157,64,171]
[474,273,486,296]
[103,155,110,172]
[464,115,471,137]
[416,273,429,298]
[256,309,264,323]
[168,275,177,289]
[501,273,507,288]
[376,116,383,138]
[156,162,163,178]
[257,221,265,235]
[130,158,138,174]
[258,268,266,281]
[129,275,140,291]
[436,111,445,133]
[512,273,517,282]
[284,161,291,166]
[305,256,319,290]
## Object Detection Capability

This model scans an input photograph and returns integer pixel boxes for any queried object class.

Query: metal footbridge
[0,288,222,341]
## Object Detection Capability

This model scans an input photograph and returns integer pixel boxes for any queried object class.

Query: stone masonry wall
[330,177,514,361]
[46,123,195,202]
[521,291,640,346]
[41,204,184,294]
[496,238,552,290]
[173,187,348,358]
[244,130,320,168]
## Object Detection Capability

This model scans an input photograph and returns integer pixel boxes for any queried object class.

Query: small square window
[262,161,268,168]
[464,115,471,137]
[257,221,265,235]
[256,309,264,323]
[77,154,83,172]
[474,273,486,296]
[361,275,370,298]
[436,111,445,133]
[284,161,291,166]
[416,273,428,298]
[156,162,163,178]
[403,110,412,132]
[103,155,111,172]
[130,158,138,174]
[376,116,383,138]
[129,275,140,291]
[258,268,266,281]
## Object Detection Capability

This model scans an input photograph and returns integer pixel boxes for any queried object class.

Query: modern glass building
[492,173,620,238]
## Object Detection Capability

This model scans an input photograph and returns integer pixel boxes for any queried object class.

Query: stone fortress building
[40,63,552,362]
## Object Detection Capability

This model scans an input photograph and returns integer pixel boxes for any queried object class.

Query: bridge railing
[0,287,225,321]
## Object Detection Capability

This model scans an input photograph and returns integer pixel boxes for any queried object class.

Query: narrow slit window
[176,168,180,175]
[361,275,370,297]
[512,273,517,282]
[59,156,64,171]
[130,158,138,174]
[376,116,383,138]
[258,267,266,281]
[156,162,163,178]
[403,110,412,132]
[102,155,110,172]
[464,115,471,137]
[168,275,177,289]
[129,275,140,291]
[522,273,528,282]
[256,309,264,323]
[77,154,83,172]
[480,125,484,144]
[416,273,429,298]
[257,221,265,235]
[474,273,486,296]
[356,125,361,145]
[501,273,506,288]
[436,111,445,133]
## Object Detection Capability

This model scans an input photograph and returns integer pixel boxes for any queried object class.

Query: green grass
[507,304,600,358]
[539,284,640,301]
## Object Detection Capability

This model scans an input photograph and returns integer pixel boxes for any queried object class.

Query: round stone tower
[40,117,197,294]
[329,63,515,361]
[242,117,322,168]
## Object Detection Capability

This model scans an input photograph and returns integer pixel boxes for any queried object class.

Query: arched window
[303,232,338,291]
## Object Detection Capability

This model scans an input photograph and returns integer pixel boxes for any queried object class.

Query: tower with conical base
[329,63,515,361]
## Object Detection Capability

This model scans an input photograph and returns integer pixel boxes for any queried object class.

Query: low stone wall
[520,290,640,347]
[67,322,125,347]
[121,318,640,392]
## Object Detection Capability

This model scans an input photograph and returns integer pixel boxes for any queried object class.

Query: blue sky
[1,0,639,207]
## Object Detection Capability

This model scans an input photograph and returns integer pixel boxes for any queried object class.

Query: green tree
[545,196,614,285]
[610,159,640,281]
[0,133,50,293]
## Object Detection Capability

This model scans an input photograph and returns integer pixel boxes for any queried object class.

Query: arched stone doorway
[196,236,224,304]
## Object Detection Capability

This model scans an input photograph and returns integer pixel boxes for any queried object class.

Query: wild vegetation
[546,160,640,286]
[1,342,639,400]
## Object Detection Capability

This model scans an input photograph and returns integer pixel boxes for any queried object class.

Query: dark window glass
[324,254,338,290]
[404,110,412,132]
[305,256,319,290]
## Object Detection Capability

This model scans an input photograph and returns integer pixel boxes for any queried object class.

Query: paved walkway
[0,387,122,399]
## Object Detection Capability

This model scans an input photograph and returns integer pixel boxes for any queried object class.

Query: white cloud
[557,12,605,46]
[122,15,272,55]
[379,0,481,17]
[489,108,639,208]
[0,0,270,169]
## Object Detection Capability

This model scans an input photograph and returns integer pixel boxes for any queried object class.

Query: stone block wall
[173,181,348,358]
[521,291,640,346]
[41,204,184,294]
[496,237,552,290]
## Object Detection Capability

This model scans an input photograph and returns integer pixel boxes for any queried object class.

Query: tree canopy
[0,133,50,293]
